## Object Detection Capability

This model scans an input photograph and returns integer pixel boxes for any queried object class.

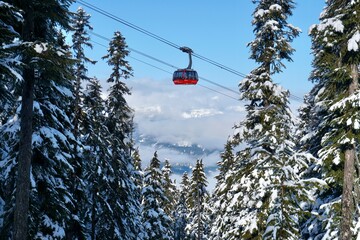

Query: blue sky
[71,0,325,98]
[70,1,326,183]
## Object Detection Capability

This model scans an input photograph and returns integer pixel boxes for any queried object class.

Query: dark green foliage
[0,0,77,238]
[0,3,22,231]
[132,147,144,201]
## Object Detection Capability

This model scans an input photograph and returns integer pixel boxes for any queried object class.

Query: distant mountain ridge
[135,133,220,175]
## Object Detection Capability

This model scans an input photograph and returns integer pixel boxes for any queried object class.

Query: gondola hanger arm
[180,46,193,69]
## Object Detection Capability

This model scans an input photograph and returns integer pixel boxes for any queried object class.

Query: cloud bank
[126,78,246,151]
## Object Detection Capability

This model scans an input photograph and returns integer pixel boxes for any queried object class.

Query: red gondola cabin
[173,69,198,85]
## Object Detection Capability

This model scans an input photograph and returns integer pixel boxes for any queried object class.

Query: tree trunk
[340,64,359,240]
[348,64,359,93]
[340,148,355,240]
[14,68,34,240]
[13,3,34,239]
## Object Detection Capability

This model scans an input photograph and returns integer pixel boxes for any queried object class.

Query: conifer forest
[1,0,360,239]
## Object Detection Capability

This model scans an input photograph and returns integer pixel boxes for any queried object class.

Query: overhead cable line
[129,55,240,101]
[197,85,240,101]
[78,0,303,102]
[90,32,178,69]
[89,39,240,102]
[90,32,303,102]
[90,31,301,102]
[90,32,303,103]
[77,0,180,50]
[76,0,248,78]
[89,32,240,96]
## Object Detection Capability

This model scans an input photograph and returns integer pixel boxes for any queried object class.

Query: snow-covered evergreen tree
[210,139,236,239]
[161,159,177,217]
[174,172,190,240]
[301,1,360,239]
[132,147,144,192]
[0,1,76,238]
[71,6,96,139]
[69,10,97,237]
[185,159,210,240]
[0,32,80,240]
[103,30,133,151]
[101,30,143,239]
[210,1,317,239]
[29,34,82,239]
[142,152,173,240]
[80,77,111,239]
[131,147,144,233]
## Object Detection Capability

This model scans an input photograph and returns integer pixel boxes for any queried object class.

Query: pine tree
[301,1,360,238]
[210,1,316,239]
[132,147,144,192]
[101,30,143,239]
[71,6,96,139]
[210,139,236,240]
[0,30,80,239]
[0,1,76,238]
[174,172,190,240]
[29,33,81,239]
[131,147,145,238]
[69,9,97,237]
[103,30,133,150]
[161,159,177,217]
[142,152,173,240]
[80,77,110,239]
[185,159,210,240]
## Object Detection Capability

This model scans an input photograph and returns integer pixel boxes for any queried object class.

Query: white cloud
[125,77,246,190]
[126,77,245,150]
[182,108,223,119]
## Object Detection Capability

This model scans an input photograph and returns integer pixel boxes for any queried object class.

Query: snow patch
[269,4,282,11]
[254,9,267,18]
[347,118,352,126]
[316,17,344,33]
[348,31,360,52]
[265,20,280,31]
[33,43,48,53]
[355,119,360,130]
[41,215,65,238]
